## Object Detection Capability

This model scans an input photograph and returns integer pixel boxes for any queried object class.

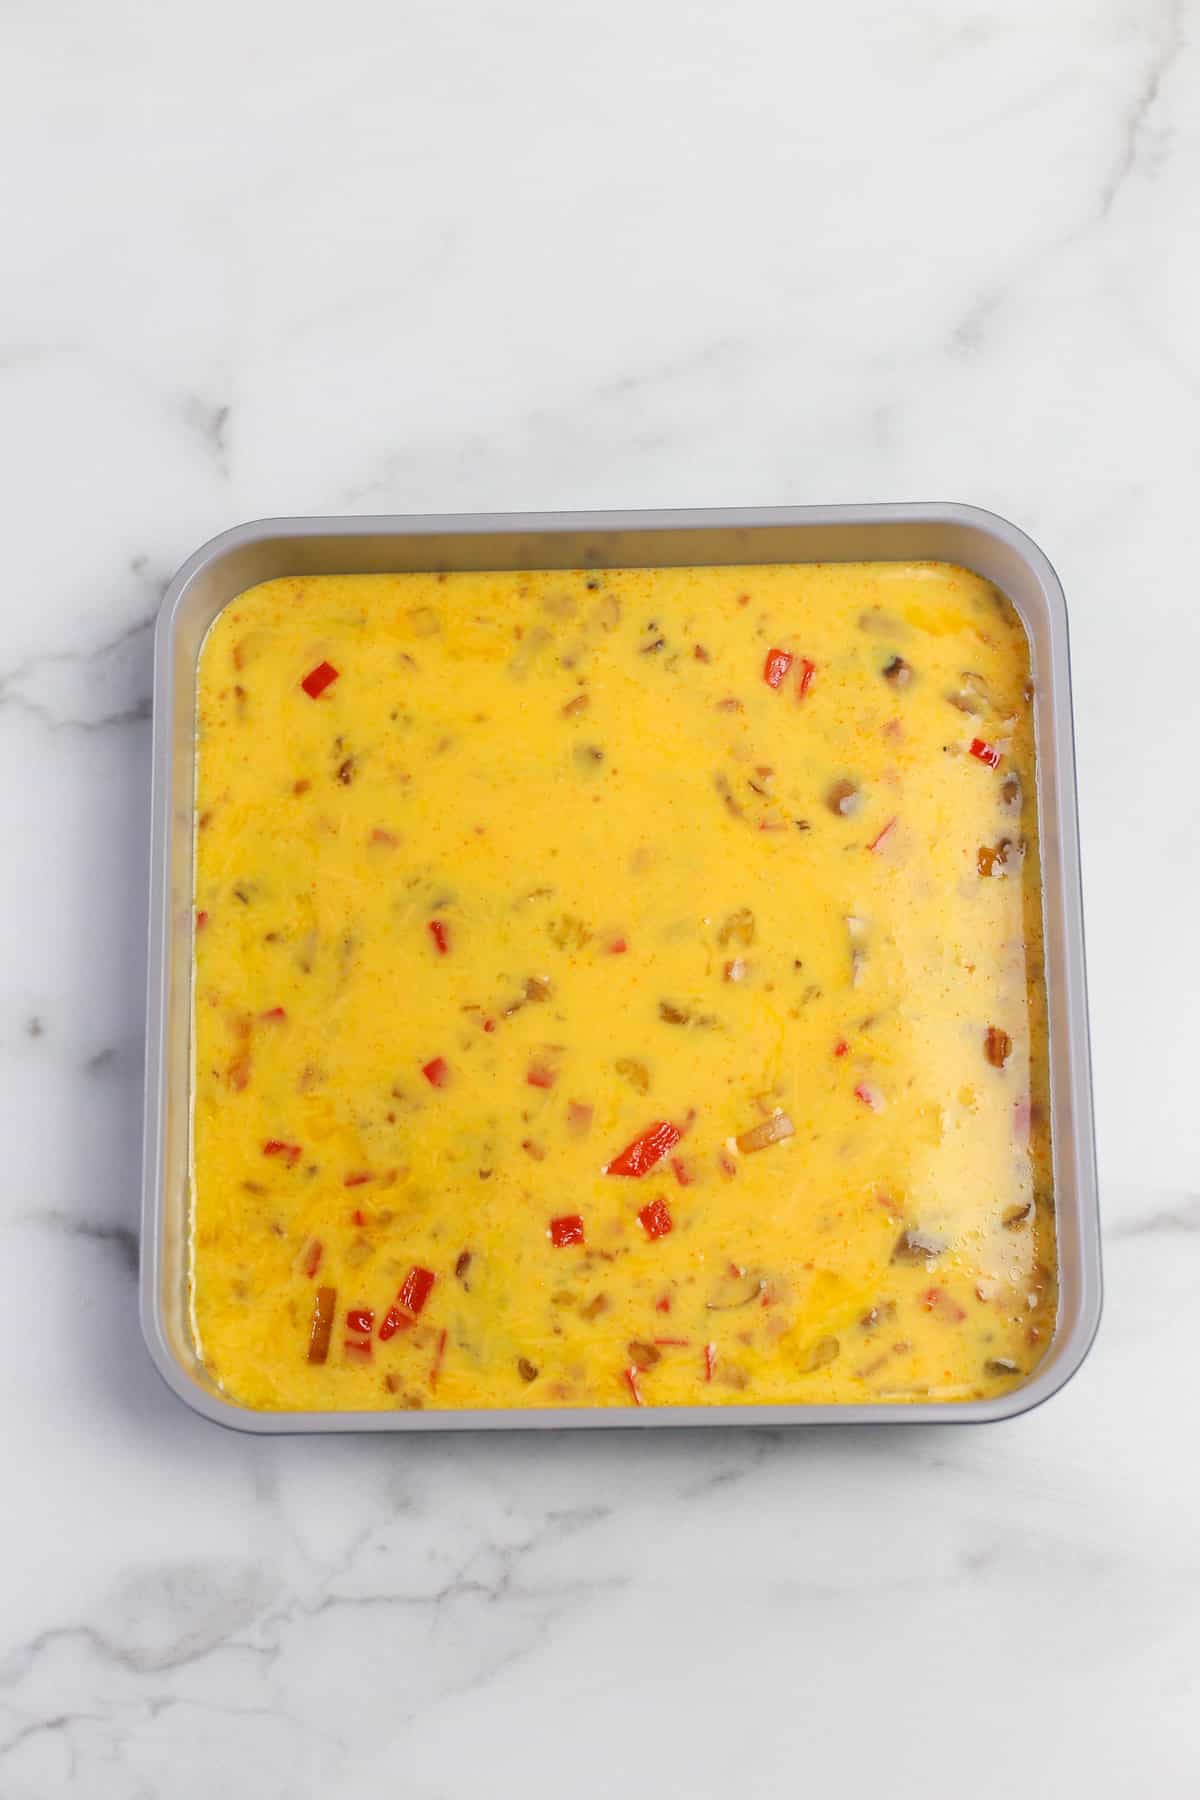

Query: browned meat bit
[693,644,711,663]
[799,1336,840,1371]
[336,756,355,785]
[293,779,311,796]
[892,1228,946,1263]
[717,906,756,948]
[517,1357,539,1383]
[640,637,666,655]
[999,771,1023,814]
[455,1251,472,1284]
[984,1357,1021,1377]
[523,974,554,1004]
[977,838,1015,878]
[580,1293,609,1320]
[561,693,590,717]
[627,1340,662,1371]
[826,777,862,817]
[1002,1200,1033,1229]
[882,655,912,688]
[574,743,605,767]
[232,884,253,904]
[615,1057,651,1094]
[860,1300,897,1330]
[984,1026,1012,1068]
[658,999,691,1025]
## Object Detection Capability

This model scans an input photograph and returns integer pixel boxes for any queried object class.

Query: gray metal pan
[141,504,1101,1432]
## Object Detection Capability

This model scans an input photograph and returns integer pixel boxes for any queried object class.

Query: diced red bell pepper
[607,937,628,954]
[428,919,450,955]
[796,657,816,699]
[704,1343,716,1383]
[526,1061,557,1090]
[638,1197,673,1240]
[196,910,208,930]
[422,1057,450,1087]
[922,1286,967,1323]
[833,1039,849,1057]
[763,647,793,689]
[259,1006,287,1022]
[300,1238,322,1279]
[263,1139,301,1168]
[549,1214,585,1247]
[654,1338,690,1347]
[379,1265,436,1338]
[345,1307,374,1336]
[623,1366,645,1406]
[605,1120,680,1178]
[969,737,1001,769]
[300,660,339,700]
[670,1156,692,1187]
[344,1171,372,1187]
[655,1295,672,1313]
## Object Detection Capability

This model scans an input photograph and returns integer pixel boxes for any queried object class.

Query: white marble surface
[2,0,1197,1793]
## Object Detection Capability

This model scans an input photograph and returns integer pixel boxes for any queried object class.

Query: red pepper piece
[259,1006,287,1022]
[307,1287,336,1363]
[670,1156,692,1187]
[624,1366,645,1407]
[263,1139,301,1168]
[866,815,897,853]
[854,1081,884,1111]
[196,910,208,930]
[922,1286,967,1323]
[344,1171,372,1187]
[607,937,628,954]
[397,1265,435,1317]
[549,1214,585,1247]
[567,1101,593,1136]
[763,647,793,689]
[969,737,1001,769]
[716,1150,737,1180]
[422,1057,450,1088]
[345,1308,374,1336]
[526,1061,557,1090]
[428,919,450,955]
[379,1266,436,1338]
[300,660,339,700]
[655,1295,672,1314]
[833,1039,849,1057]
[654,1337,690,1347]
[704,1343,716,1382]
[300,1238,322,1279]
[796,657,816,699]
[605,1120,680,1178]
[638,1197,673,1240]
[350,1208,365,1227]
[482,1016,496,1033]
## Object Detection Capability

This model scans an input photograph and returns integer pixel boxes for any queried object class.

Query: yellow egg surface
[191,563,1055,1413]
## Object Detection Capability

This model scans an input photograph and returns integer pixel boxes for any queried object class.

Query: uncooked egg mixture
[191,562,1055,1411]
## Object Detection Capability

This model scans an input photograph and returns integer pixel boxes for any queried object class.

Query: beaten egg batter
[191,562,1055,1411]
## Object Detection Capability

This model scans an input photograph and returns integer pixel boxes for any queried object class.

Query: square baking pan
[141,504,1102,1432]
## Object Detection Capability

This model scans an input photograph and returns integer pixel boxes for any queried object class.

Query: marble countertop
[3,1,1197,1794]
